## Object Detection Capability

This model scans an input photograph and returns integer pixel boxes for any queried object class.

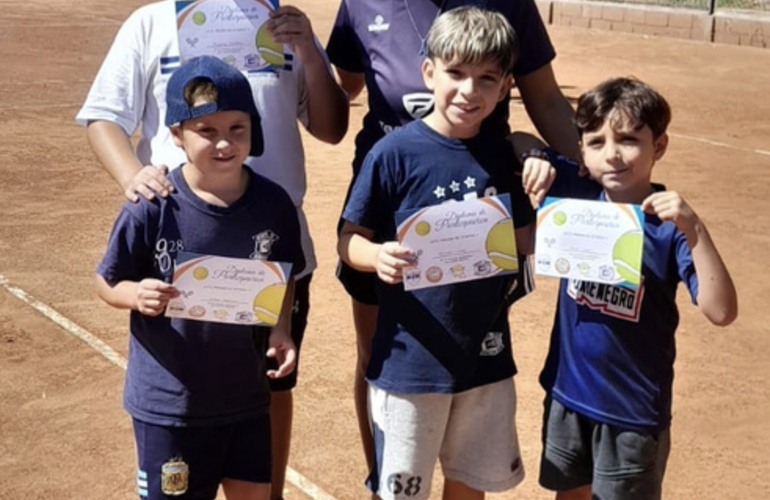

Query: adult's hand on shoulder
[126,164,174,202]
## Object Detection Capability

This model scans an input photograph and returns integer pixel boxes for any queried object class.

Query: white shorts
[367,378,525,500]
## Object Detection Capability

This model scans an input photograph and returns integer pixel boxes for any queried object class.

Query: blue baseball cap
[165,56,264,157]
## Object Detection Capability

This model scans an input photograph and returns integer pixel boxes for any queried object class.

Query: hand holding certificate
[396,195,519,291]
[176,0,285,72]
[165,251,292,325]
[535,197,644,287]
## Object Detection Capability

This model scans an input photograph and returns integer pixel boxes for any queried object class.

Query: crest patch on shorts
[161,457,189,496]
[480,332,504,356]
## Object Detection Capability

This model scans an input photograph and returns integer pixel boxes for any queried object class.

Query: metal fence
[590,0,770,13]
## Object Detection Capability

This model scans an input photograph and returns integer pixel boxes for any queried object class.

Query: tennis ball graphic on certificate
[485,220,519,271]
[166,251,292,325]
[396,194,518,291]
[192,266,209,280]
[612,231,644,284]
[252,283,286,325]
[255,23,285,67]
[191,10,206,25]
[535,197,644,287]
[176,0,285,71]
[414,221,431,237]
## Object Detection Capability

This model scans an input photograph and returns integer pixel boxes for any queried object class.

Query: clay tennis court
[1,0,769,498]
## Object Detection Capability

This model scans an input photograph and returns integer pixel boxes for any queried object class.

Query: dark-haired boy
[516,76,738,500]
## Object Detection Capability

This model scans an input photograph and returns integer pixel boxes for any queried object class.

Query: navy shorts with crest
[132,415,271,500]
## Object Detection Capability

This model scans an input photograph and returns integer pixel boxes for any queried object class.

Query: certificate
[535,197,644,287]
[165,251,292,326]
[176,0,286,72]
[396,195,519,291]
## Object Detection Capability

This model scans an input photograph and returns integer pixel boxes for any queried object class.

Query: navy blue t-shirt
[538,154,699,432]
[97,167,305,427]
[326,0,556,172]
[343,120,535,393]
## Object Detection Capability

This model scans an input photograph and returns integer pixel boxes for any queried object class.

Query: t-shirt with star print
[342,119,535,393]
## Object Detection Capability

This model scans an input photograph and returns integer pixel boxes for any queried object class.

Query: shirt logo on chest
[155,237,184,274]
[402,93,433,119]
[567,279,645,322]
[368,14,390,32]
[251,231,278,260]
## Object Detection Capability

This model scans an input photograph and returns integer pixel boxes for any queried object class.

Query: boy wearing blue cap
[78,6,349,496]
[95,56,305,500]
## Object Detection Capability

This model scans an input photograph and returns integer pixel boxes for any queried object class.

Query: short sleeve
[97,201,158,283]
[325,0,366,74]
[75,8,149,135]
[283,202,307,279]
[545,150,601,200]
[674,230,698,304]
[504,0,556,77]
[341,151,388,233]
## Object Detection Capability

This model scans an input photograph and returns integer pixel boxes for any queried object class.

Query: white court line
[286,469,338,500]
[0,273,338,500]
[0,275,127,370]
[669,132,770,157]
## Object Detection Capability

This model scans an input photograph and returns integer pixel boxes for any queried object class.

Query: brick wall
[535,0,770,48]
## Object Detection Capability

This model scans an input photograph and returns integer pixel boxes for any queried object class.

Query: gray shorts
[367,379,525,500]
[539,397,670,500]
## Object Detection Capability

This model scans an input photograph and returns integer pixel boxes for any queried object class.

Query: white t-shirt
[77,0,320,277]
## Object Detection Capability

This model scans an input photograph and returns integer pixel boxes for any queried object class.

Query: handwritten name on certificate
[176,0,285,72]
[165,252,292,326]
[535,197,644,287]
[396,195,519,291]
